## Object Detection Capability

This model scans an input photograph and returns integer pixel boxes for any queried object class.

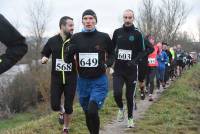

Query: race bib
[79,53,98,67]
[55,59,72,71]
[118,49,132,60]
[148,58,156,64]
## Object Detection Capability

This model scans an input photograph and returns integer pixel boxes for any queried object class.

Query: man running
[138,35,154,100]
[169,47,176,80]
[0,14,27,74]
[65,9,115,134]
[175,44,185,77]
[156,43,169,91]
[41,16,77,134]
[146,36,159,101]
[162,43,172,85]
[112,9,145,127]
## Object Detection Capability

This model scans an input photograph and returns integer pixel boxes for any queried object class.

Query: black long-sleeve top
[0,14,27,74]
[65,30,115,79]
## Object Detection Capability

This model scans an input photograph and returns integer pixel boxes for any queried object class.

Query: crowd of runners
[0,9,198,134]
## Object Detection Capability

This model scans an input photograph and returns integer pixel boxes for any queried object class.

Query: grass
[1,64,200,134]
[0,91,117,134]
[126,64,200,134]
[0,113,36,131]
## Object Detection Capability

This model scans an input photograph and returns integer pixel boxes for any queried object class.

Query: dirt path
[100,83,171,134]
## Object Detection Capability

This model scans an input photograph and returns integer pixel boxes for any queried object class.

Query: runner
[41,16,77,134]
[156,42,169,91]
[186,53,193,69]
[175,44,185,77]
[65,9,115,134]
[0,14,27,74]
[138,35,154,100]
[162,42,172,85]
[169,47,176,80]
[112,9,145,127]
[146,35,159,101]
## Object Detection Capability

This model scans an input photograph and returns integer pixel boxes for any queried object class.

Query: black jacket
[112,25,145,74]
[41,34,77,82]
[65,30,115,79]
[0,14,28,74]
[138,38,154,65]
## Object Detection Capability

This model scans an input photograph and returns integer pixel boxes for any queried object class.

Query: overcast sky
[0,0,200,40]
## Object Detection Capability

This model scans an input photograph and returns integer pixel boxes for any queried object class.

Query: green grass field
[0,91,117,134]
[1,64,200,134]
[127,64,200,134]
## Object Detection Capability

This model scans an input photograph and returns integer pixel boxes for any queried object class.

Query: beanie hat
[82,9,97,23]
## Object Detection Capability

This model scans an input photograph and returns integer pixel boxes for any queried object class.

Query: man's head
[123,9,134,27]
[162,44,167,50]
[59,16,74,35]
[147,35,155,45]
[82,9,97,31]
[162,42,167,50]
[177,44,181,50]
[173,46,177,50]
[157,42,162,51]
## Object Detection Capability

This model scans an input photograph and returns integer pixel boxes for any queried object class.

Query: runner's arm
[105,34,115,67]
[0,14,28,74]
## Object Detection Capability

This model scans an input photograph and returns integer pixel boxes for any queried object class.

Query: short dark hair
[59,16,73,29]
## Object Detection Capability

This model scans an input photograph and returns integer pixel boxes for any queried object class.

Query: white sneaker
[148,94,153,101]
[127,118,135,128]
[117,108,125,122]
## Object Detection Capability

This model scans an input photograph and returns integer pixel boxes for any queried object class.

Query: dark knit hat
[82,9,97,23]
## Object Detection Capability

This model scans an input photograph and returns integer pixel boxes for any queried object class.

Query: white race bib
[118,49,132,60]
[79,53,98,67]
[55,59,72,71]
[148,58,156,64]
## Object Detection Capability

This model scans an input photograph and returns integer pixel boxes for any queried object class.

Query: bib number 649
[79,53,98,67]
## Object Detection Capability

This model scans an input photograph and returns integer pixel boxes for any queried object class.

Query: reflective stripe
[0,59,2,63]
[61,39,70,84]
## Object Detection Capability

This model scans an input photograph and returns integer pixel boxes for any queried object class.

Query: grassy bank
[1,91,117,134]
[1,64,200,134]
[127,64,200,134]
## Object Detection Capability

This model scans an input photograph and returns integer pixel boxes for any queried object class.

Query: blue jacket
[157,51,169,70]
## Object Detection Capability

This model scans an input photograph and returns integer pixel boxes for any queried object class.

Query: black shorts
[50,74,77,114]
[113,65,138,84]
[138,62,148,82]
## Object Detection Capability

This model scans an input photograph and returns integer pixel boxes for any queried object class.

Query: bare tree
[137,0,164,41]
[26,0,51,69]
[137,0,189,45]
[161,0,190,45]
[137,0,154,34]
[198,18,200,42]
